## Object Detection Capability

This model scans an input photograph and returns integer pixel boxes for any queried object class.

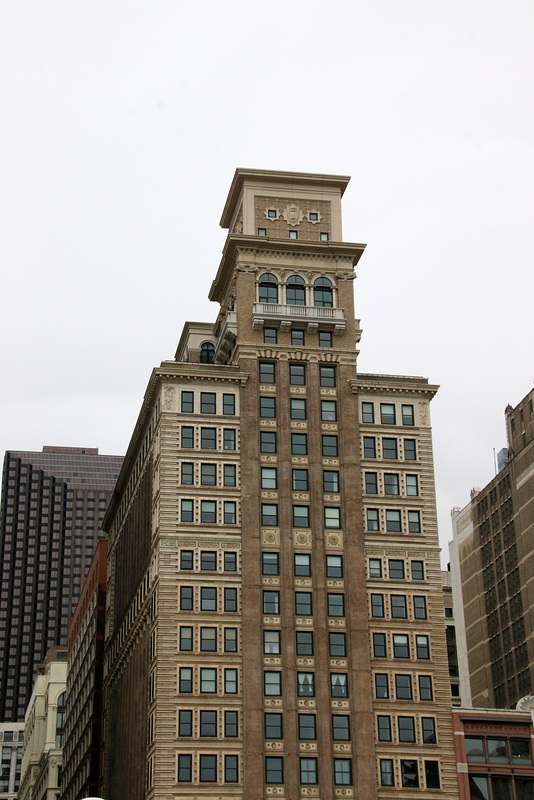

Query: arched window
[314,277,333,308]
[55,692,66,748]
[258,273,278,304]
[200,342,215,364]
[286,275,306,306]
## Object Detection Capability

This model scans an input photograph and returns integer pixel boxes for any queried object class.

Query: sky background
[1,1,532,565]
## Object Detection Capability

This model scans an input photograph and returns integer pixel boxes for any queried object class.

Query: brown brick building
[451,388,534,710]
[102,169,459,799]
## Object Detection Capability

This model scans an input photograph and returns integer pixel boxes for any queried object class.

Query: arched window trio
[258,273,334,308]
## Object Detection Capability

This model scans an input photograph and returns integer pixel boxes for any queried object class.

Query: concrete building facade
[450,389,534,709]
[102,169,459,799]
[0,722,24,800]
[0,446,123,722]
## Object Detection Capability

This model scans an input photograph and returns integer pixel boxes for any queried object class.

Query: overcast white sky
[1,1,532,564]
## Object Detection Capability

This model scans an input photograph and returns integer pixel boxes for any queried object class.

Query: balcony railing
[252,302,353,336]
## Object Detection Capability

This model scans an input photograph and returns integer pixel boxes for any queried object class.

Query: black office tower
[0,447,122,721]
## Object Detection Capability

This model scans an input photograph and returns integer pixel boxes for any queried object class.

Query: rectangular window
[201,428,216,449]
[419,675,433,700]
[298,714,316,740]
[294,553,311,576]
[296,631,314,655]
[264,630,281,654]
[224,668,238,694]
[321,400,337,421]
[292,468,308,491]
[224,587,237,611]
[290,398,307,419]
[382,438,398,459]
[319,331,332,347]
[375,673,389,698]
[411,559,424,580]
[361,402,374,422]
[223,393,235,415]
[300,757,317,785]
[178,754,192,782]
[201,392,216,414]
[389,559,405,579]
[393,634,410,658]
[416,634,430,659]
[265,757,283,784]
[258,227,266,235]
[223,464,236,486]
[295,592,312,616]
[406,474,419,496]
[402,404,415,426]
[178,709,192,736]
[179,667,192,693]
[373,633,386,658]
[298,672,315,697]
[323,470,339,493]
[334,759,352,786]
[414,596,427,619]
[319,366,336,387]
[378,715,392,742]
[200,587,217,611]
[332,715,350,740]
[181,426,194,448]
[324,507,341,528]
[200,754,217,782]
[369,558,382,578]
[201,551,217,570]
[225,755,238,784]
[329,631,346,657]
[201,463,216,485]
[404,439,417,460]
[365,472,377,494]
[291,329,305,346]
[391,594,407,618]
[200,709,217,736]
[289,230,298,240]
[322,435,338,457]
[179,626,193,651]
[371,593,384,617]
[181,391,194,413]
[367,509,379,531]
[398,716,415,742]
[225,710,238,737]
[425,761,440,789]
[401,760,419,788]
[422,717,437,744]
[326,554,343,577]
[380,403,396,425]
[265,712,283,739]
[264,671,281,696]
[180,550,193,570]
[384,473,399,495]
[259,363,276,383]
[380,759,394,787]
[180,586,193,611]
[224,552,237,571]
[263,590,280,615]
[264,328,277,344]
[395,674,413,699]
[200,628,217,653]
[181,462,194,485]
[363,436,376,458]
[260,396,276,418]
[291,433,308,455]
[260,432,277,453]
[262,467,277,489]
[201,500,217,523]
[262,504,278,526]
[224,628,238,652]
[262,552,279,575]
[289,364,306,385]
[327,593,345,617]
[386,509,401,531]
[331,673,348,697]
[408,510,421,533]
[224,501,237,524]
[223,429,236,450]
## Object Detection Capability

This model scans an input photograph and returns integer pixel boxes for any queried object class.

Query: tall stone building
[0,446,122,721]
[450,388,534,709]
[103,169,458,799]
